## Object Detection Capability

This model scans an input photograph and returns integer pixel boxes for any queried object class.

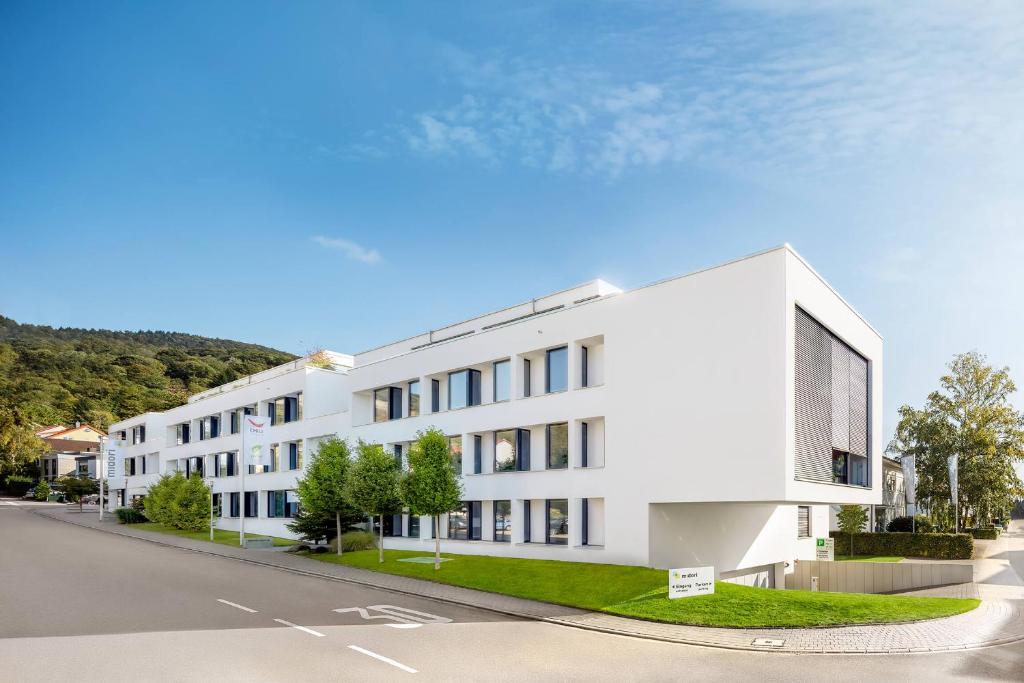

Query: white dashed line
[274,618,326,637]
[348,645,417,674]
[217,599,258,613]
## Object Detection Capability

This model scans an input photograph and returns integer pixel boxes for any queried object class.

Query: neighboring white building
[108,245,882,586]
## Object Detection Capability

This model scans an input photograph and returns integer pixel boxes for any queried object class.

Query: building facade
[108,245,882,586]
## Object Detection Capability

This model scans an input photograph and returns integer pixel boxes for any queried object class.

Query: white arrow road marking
[217,599,258,613]
[333,605,452,627]
[274,619,325,637]
[348,645,417,674]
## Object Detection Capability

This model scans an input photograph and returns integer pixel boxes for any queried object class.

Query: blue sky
[2,1,1023,442]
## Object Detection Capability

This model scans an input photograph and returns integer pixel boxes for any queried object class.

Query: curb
[28,509,1024,655]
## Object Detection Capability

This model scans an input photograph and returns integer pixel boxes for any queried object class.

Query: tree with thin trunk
[836,505,868,556]
[295,438,352,555]
[58,474,98,512]
[401,428,462,570]
[346,441,403,563]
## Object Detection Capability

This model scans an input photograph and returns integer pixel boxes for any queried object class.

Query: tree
[0,401,46,481]
[59,475,98,512]
[295,438,355,555]
[401,428,462,570]
[346,442,403,563]
[889,352,1024,529]
[170,475,211,532]
[34,480,50,501]
[144,473,183,526]
[836,505,868,555]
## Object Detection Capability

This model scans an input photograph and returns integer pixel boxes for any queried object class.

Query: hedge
[830,531,973,559]
[115,507,147,524]
[967,528,999,540]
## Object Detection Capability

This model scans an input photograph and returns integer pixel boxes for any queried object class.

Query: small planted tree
[837,504,869,556]
[34,480,51,501]
[170,475,211,532]
[401,428,462,570]
[58,475,98,511]
[144,473,185,526]
[346,442,402,563]
[296,438,354,555]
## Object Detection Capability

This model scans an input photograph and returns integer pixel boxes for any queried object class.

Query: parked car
[21,488,36,500]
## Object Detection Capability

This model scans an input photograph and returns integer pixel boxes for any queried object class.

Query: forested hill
[0,315,297,429]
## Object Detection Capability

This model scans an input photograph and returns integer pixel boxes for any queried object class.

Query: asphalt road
[1,501,1022,682]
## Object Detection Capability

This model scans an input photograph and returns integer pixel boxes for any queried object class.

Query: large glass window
[546,346,568,393]
[493,360,510,402]
[832,449,849,484]
[849,454,868,487]
[244,492,258,518]
[546,499,568,545]
[494,429,517,472]
[448,369,482,410]
[449,435,463,473]
[494,500,511,542]
[374,388,390,422]
[229,492,240,518]
[448,502,468,540]
[409,515,420,538]
[408,381,420,417]
[288,442,303,470]
[546,423,568,469]
[267,490,299,518]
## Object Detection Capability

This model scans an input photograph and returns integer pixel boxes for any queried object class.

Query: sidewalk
[31,507,1024,654]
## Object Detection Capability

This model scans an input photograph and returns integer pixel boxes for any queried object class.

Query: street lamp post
[206,477,215,541]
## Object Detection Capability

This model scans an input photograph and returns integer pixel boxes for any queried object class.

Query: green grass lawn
[835,555,904,563]
[306,549,978,628]
[132,522,295,547]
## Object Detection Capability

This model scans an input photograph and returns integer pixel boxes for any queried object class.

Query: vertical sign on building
[901,454,916,510]
[105,441,123,480]
[241,416,271,468]
[947,454,959,533]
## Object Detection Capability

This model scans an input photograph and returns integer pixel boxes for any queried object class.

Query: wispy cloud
[366,2,1024,178]
[311,235,381,264]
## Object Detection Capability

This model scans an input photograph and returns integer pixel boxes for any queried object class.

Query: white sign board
[241,415,272,466]
[668,566,714,599]
[815,537,835,561]
[105,443,123,480]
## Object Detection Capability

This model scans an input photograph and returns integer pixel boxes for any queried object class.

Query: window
[288,442,303,470]
[229,492,240,518]
[283,395,301,423]
[431,379,440,412]
[546,346,568,393]
[125,458,136,476]
[244,491,258,518]
[473,435,482,474]
[448,369,481,410]
[409,514,420,538]
[493,360,510,402]
[546,499,568,545]
[176,423,190,445]
[797,506,811,538]
[582,498,589,546]
[523,359,532,397]
[268,490,299,518]
[449,435,462,474]
[408,380,420,417]
[226,452,236,477]
[850,454,868,487]
[374,388,390,422]
[210,415,219,438]
[212,493,222,517]
[230,411,239,435]
[581,345,589,388]
[494,429,530,472]
[267,400,277,425]
[393,444,403,469]
[523,500,531,543]
[581,422,589,467]
[494,500,511,542]
[832,449,848,485]
[546,423,568,469]
[448,501,481,540]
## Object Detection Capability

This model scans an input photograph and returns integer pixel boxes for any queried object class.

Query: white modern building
[108,245,882,586]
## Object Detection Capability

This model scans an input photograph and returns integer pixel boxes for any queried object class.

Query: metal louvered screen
[795,307,870,483]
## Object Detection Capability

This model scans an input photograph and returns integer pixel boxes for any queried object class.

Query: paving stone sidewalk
[32,507,1024,655]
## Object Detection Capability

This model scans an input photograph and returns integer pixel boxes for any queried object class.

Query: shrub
[968,528,1000,540]
[886,515,934,533]
[34,480,51,501]
[5,474,34,495]
[328,530,377,553]
[115,507,147,524]
[143,473,209,531]
[131,495,146,513]
[144,474,183,526]
[830,531,972,559]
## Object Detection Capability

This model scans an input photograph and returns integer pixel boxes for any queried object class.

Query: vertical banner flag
[105,440,123,480]
[947,454,958,502]
[241,415,271,467]
[901,454,916,506]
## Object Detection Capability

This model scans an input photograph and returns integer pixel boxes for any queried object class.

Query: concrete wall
[785,560,973,593]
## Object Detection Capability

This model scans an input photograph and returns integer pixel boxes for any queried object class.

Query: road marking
[274,618,326,637]
[217,599,258,613]
[348,645,417,674]
[333,605,452,626]
[1,501,18,506]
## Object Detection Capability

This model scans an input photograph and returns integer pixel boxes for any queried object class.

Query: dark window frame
[545,346,568,393]
[493,500,511,542]
[546,423,569,470]
[493,359,511,402]
[408,380,420,417]
[545,498,569,545]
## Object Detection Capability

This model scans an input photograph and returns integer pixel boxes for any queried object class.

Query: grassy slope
[836,555,904,563]
[307,549,978,628]
[133,522,294,547]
